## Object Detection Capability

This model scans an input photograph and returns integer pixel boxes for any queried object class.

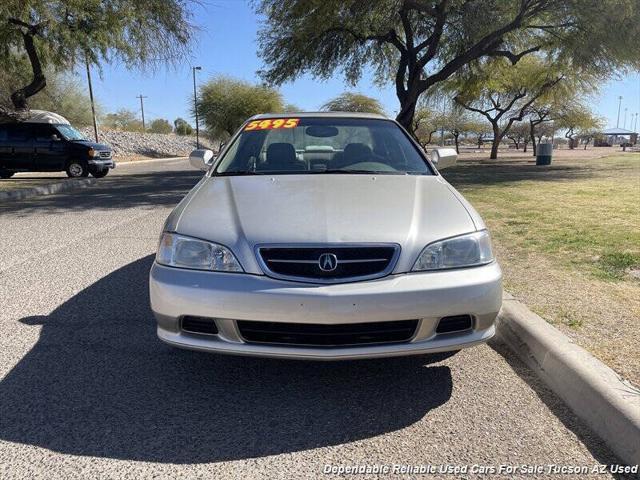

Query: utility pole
[137,94,148,131]
[85,57,99,143]
[623,107,628,129]
[634,113,638,132]
[192,66,202,149]
[616,96,622,128]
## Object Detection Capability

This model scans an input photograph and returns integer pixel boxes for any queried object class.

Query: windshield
[214,117,433,175]
[56,124,86,141]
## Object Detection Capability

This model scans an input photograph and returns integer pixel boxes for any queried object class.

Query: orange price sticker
[244,118,299,131]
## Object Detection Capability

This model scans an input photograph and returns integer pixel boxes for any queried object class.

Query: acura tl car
[149,112,502,360]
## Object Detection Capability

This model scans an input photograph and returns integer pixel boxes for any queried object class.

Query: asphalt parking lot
[0,159,629,479]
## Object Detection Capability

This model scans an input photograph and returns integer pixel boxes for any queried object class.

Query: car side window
[33,124,56,142]
[7,125,30,142]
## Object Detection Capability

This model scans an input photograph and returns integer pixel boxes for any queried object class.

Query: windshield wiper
[311,169,400,175]
[214,171,269,176]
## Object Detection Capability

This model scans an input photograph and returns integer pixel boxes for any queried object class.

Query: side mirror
[189,149,215,172]
[430,147,457,170]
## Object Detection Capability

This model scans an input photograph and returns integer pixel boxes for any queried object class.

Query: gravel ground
[80,128,216,159]
[0,160,630,479]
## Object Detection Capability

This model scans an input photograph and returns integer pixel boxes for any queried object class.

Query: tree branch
[7,19,47,110]
[489,45,542,65]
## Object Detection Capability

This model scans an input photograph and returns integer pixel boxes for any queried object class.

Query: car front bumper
[149,261,502,360]
[88,158,116,169]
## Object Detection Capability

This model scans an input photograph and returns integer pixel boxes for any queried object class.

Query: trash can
[536,143,553,165]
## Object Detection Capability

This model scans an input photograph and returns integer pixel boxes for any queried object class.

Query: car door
[6,124,33,170]
[0,125,11,169]
[32,124,68,171]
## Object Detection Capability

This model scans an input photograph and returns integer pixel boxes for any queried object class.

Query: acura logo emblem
[318,253,338,272]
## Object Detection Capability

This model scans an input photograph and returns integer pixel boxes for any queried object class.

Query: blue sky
[83,1,640,131]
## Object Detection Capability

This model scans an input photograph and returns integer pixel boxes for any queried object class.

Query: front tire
[0,170,15,179]
[90,168,109,178]
[66,161,89,178]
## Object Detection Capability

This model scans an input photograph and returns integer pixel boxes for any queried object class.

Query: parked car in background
[0,110,115,179]
[150,112,502,360]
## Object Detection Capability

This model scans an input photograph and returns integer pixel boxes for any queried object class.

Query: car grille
[99,151,112,159]
[237,320,418,347]
[257,244,399,283]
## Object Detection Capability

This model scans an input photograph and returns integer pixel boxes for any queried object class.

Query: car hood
[172,174,478,273]
[72,140,111,151]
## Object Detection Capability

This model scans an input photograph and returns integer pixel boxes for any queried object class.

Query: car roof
[24,110,71,125]
[248,111,390,121]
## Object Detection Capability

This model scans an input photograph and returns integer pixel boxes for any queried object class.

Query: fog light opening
[181,316,219,335]
[436,315,473,334]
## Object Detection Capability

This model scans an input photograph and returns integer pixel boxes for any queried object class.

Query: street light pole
[616,96,622,128]
[623,107,628,129]
[192,66,202,149]
[136,94,148,131]
[85,56,99,143]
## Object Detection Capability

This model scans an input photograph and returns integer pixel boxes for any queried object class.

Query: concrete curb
[115,156,185,166]
[0,177,96,202]
[496,295,640,466]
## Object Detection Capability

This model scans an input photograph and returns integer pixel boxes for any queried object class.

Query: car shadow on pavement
[0,170,203,216]
[0,255,454,463]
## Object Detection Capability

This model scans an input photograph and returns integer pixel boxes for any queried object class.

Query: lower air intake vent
[181,316,219,335]
[237,320,418,347]
[436,315,473,334]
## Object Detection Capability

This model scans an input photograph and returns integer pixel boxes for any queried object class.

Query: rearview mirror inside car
[430,148,457,170]
[189,149,215,172]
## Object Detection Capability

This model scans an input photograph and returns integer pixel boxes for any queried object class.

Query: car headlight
[156,232,243,272]
[412,230,494,271]
[88,148,99,158]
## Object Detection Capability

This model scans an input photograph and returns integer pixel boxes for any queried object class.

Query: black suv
[0,120,115,179]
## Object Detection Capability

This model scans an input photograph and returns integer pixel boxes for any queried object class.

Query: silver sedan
[149,112,502,360]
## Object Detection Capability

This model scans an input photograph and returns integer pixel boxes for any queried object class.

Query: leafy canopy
[196,75,285,139]
[149,118,173,134]
[321,92,385,115]
[101,109,144,132]
[174,117,193,136]
[255,0,640,128]
[0,0,193,112]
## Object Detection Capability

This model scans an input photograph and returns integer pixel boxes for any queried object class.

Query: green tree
[0,63,100,126]
[0,0,193,118]
[197,75,284,138]
[506,121,531,151]
[555,103,604,149]
[412,107,441,149]
[321,92,385,115]
[174,117,193,135]
[255,0,640,131]
[451,57,565,159]
[149,118,173,134]
[102,109,144,132]
[282,103,301,113]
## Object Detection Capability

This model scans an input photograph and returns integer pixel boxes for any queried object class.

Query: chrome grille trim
[255,243,401,284]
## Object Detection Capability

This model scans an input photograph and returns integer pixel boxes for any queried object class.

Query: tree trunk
[523,139,528,152]
[10,30,47,110]
[454,132,460,153]
[395,84,422,134]
[530,121,537,156]
[490,124,501,159]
